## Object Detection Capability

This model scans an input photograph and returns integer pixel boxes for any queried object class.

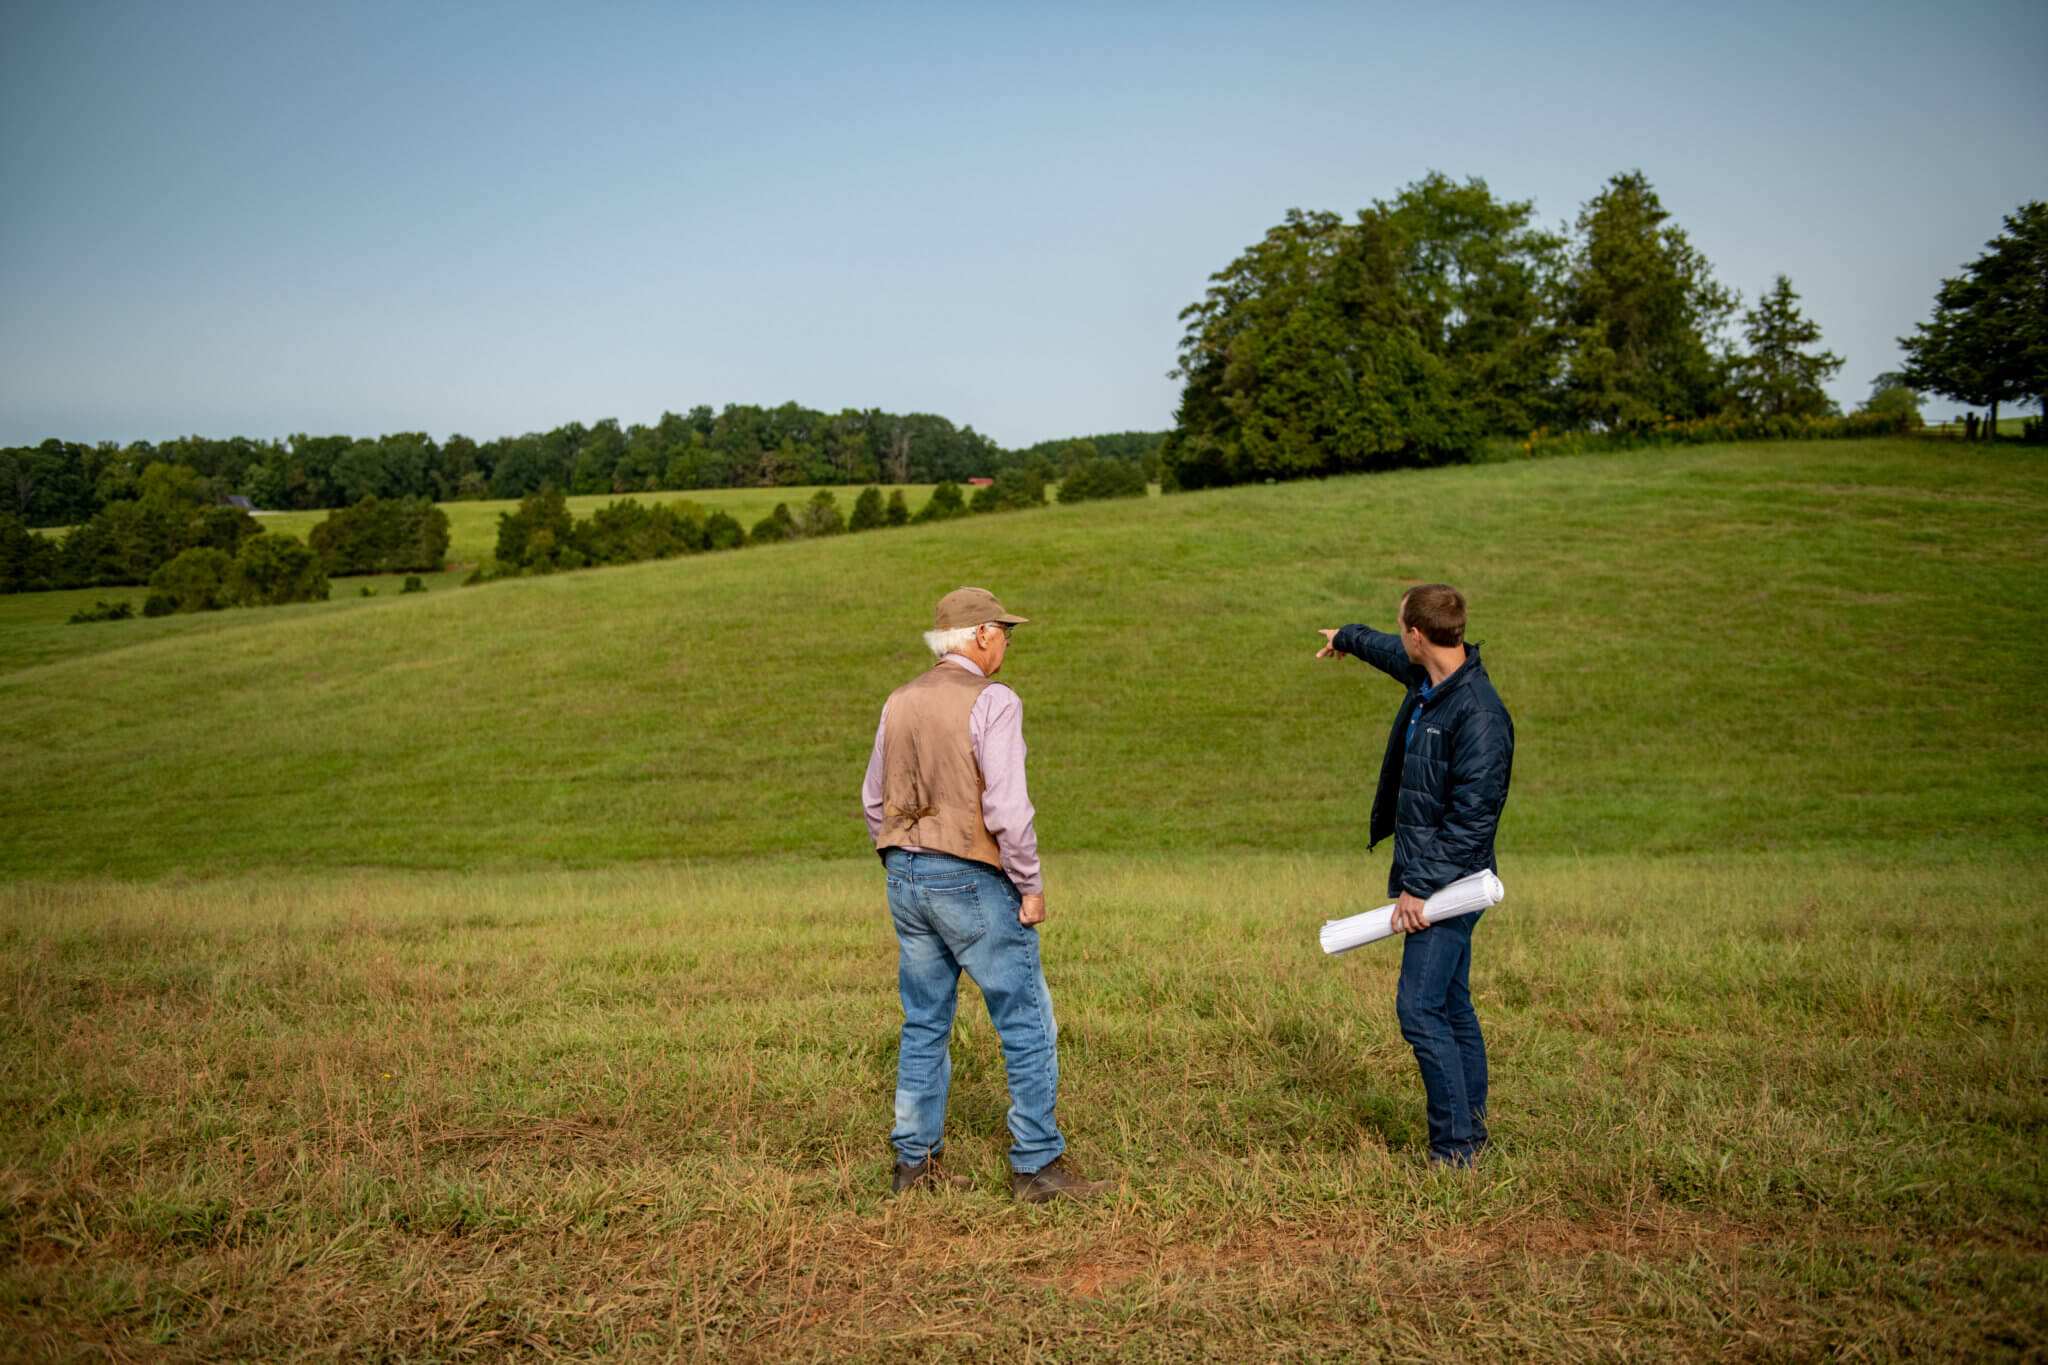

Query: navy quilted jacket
[1332,624,1514,900]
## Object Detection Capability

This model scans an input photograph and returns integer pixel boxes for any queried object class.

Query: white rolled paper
[1319,869,1505,955]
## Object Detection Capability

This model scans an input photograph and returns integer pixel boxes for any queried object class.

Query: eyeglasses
[986,622,1015,639]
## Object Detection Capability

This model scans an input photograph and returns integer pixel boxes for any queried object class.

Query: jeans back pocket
[920,879,989,950]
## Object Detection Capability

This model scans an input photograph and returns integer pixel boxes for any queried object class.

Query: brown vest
[874,661,1002,867]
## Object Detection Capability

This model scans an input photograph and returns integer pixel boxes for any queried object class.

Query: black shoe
[892,1156,974,1195]
[1011,1156,1114,1204]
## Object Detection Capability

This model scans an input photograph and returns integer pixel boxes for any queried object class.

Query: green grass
[253,484,942,565]
[2,435,2044,1359]
[1,438,2041,879]
[0,570,473,674]
[2,853,2041,1360]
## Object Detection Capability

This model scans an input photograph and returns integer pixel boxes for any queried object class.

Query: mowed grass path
[2,437,2045,1359]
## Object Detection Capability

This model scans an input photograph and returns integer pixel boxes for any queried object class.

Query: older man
[861,587,1112,1203]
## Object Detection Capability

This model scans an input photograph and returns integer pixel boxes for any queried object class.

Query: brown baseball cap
[934,586,1029,630]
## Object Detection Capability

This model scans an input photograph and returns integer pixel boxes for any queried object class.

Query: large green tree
[1730,275,1842,418]
[1900,201,2047,434]
[1162,206,1462,489]
[1557,171,1736,430]
[1161,175,1567,489]
[1383,172,1565,434]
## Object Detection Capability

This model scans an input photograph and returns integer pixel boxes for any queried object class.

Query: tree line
[0,474,450,597]
[482,443,1148,580]
[1159,170,1960,490]
[2,432,1157,596]
[0,408,1167,532]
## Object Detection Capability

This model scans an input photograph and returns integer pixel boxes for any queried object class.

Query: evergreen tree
[794,489,845,536]
[1730,275,1842,417]
[915,482,967,521]
[848,486,885,532]
[494,487,572,570]
[749,502,796,543]
[968,467,1045,513]
[1900,201,2047,435]
[1557,171,1736,429]
[703,510,746,550]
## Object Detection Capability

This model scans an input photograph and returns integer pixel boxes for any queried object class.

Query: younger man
[1317,584,1513,1167]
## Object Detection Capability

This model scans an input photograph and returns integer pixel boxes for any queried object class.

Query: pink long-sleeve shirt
[861,654,1043,895]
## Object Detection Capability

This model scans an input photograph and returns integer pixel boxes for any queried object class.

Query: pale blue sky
[2,0,2042,448]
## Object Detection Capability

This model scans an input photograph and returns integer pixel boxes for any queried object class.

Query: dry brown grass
[2,856,2044,1361]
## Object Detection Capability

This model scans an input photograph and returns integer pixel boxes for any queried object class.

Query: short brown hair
[1400,583,1466,647]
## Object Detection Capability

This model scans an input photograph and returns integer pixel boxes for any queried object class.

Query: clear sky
[2,0,2042,449]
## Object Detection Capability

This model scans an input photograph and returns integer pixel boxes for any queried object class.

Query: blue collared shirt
[1405,678,1435,749]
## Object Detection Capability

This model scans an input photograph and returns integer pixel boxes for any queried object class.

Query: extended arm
[1319,624,1417,683]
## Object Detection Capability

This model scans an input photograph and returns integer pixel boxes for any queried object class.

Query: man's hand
[1019,893,1047,927]
[1316,628,1344,659]
[1392,891,1430,933]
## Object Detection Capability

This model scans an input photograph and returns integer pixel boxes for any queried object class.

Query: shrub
[576,498,707,564]
[915,482,968,522]
[67,599,134,624]
[969,468,1046,514]
[704,511,746,550]
[750,503,796,543]
[1858,386,1923,428]
[146,546,237,614]
[494,487,573,572]
[233,532,328,606]
[849,486,885,532]
[1492,409,1917,463]
[885,490,910,526]
[402,575,425,593]
[1057,458,1149,504]
[311,495,451,575]
[793,490,844,537]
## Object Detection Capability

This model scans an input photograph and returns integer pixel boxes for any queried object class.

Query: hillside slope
[2,438,2042,879]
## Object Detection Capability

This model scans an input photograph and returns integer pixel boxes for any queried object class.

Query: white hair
[923,623,994,659]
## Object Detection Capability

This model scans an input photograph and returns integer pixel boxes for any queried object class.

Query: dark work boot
[891,1155,974,1196]
[1011,1156,1114,1204]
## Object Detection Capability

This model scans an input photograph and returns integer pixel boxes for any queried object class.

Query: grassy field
[2,437,2045,1359]
[254,484,943,566]
[1,438,2040,878]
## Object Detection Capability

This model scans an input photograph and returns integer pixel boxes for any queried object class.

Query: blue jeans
[1395,909,1488,1165]
[883,850,1065,1173]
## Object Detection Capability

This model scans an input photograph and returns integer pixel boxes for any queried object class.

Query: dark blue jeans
[1395,909,1488,1165]
[882,849,1065,1174]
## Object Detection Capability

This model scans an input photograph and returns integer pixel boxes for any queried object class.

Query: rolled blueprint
[1319,869,1505,955]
